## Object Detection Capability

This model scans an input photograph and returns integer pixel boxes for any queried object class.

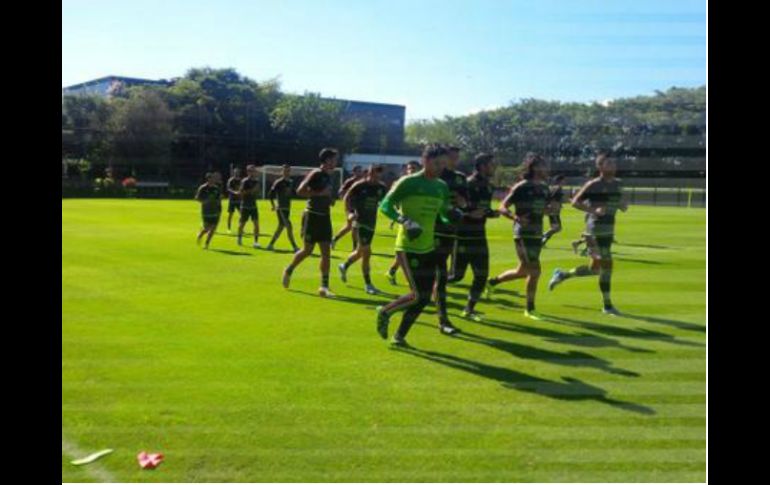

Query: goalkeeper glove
[397,215,423,240]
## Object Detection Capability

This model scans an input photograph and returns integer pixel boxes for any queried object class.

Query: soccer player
[338,165,388,294]
[432,145,468,335]
[548,152,628,315]
[237,164,261,248]
[448,153,499,321]
[195,172,222,249]
[542,174,566,247]
[282,148,338,297]
[385,160,422,284]
[376,144,465,346]
[486,153,550,320]
[225,167,242,233]
[266,164,300,252]
[331,165,363,250]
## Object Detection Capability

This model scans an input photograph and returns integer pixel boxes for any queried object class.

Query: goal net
[258,165,344,200]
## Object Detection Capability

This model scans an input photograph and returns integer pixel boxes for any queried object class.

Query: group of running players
[195,144,628,346]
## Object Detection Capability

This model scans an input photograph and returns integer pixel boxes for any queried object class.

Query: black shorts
[354,223,376,246]
[240,206,258,223]
[434,233,456,256]
[276,208,292,226]
[202,213,220,228]
[301,211,332,243]
[514,237,543,264]
[548,214,562,227]
[585,234,613,261]
[228,199,240,214]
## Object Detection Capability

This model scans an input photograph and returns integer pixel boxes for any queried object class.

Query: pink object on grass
[137,451,164,469]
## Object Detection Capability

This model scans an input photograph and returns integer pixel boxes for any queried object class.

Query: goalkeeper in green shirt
[375,144,470,346]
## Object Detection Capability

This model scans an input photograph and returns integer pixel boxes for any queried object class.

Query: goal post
[259,165,344,200]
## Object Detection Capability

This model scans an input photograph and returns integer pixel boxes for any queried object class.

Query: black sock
[599,270,612,307]
[363,271,372,286]
[285,266,293,275]
[466,299,477,312]
[322,273,329,288]
[342,259,351,270]
[527,300,535,312]
[565,266,593,279]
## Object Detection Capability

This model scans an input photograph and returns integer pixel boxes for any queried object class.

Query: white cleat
[365,284,381,295]
[253,242,261,249]
[318,287,335,298]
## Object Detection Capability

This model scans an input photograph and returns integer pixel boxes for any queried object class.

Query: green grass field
[62,199,706,482]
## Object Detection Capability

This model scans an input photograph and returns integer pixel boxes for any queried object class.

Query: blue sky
[62,0,706,121]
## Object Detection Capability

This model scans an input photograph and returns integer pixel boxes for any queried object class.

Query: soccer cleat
[266,244,274,251]
[603,306,621,316]
[338,263,348,283]
[548,269,564,291]
[376,306,390,339]
[385,271,397,286]
[365,284,381,295]
[524,310,545,321]
[461,309,483,322]
[390,334,409,347]
[282,269,292,289]
[318,287,335,298]
[253,242,261,249]
[439,320,461,335]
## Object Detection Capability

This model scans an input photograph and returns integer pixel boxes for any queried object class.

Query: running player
[331,165,363,250]
[433,146,468,335]
[195,172,222,249]
[237,165,261,248]
[548,152,628,315]
[385,160,422,284]
[225,167,242,233]
[338,165,388,294]
[266,164,300,252]
[486,153,550,320]
[542,174,566,247]
[448,153,499,321]
[375,144,464,346]
[282,148,338,297]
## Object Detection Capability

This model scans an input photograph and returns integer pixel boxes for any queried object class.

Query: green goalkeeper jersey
[379,170,453,254]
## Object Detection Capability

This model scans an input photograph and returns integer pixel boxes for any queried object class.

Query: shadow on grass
[542,313,705,348]
[209,249,252,257]
[563,305,706,333]
[471,317,653,354]
[615,257,666,265]
[287,289,390,308]
[616,243,679,250]
[391,346,655,415]
[454,330,640,377]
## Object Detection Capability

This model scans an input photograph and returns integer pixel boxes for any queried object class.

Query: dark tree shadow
[562,305,706,333]
[391,346,655,415]
[474,317,653,354]
[542,313,705,348]
[454,330,640,377]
